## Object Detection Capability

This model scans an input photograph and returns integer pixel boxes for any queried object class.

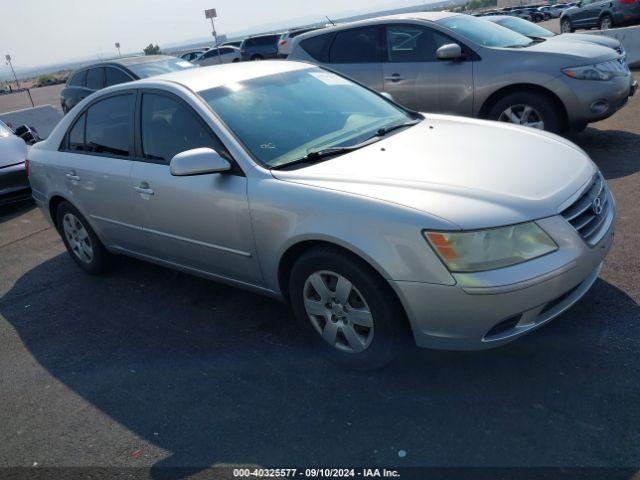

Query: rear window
[69,71,86,87]
[299,33,334,62]
[246,35,279,47]
[329,26,382,64]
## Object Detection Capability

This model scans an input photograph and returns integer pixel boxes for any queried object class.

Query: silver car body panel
[27,62,615,349]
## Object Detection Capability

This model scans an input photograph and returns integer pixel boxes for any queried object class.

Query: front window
[198,67,414,168]
[127,57,197,78]
[438,15,533,48]
[495,17,555,38]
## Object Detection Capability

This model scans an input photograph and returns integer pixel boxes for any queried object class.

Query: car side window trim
[132,88,245,176]
[58,90,137,160]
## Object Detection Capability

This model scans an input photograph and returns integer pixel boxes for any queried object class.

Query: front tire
[56,201,111,275]
[487,91,563,134]
[289,247,410,370]
[560,18,575,33]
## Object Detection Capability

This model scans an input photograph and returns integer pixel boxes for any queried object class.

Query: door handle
[65,171,80,182]
[134,182,155,196]
[385,74,405,83]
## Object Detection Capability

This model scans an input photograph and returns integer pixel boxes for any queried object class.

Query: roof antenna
[326,16,336,26]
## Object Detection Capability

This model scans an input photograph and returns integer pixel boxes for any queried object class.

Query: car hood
[548,33,621,51]
[272,115,596,230]
[0,134,27,168]
[510,39,618,63]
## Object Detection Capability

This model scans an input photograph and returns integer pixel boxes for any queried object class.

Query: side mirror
[380,92,395,101]
[436,43,463,61]
[14,124,42,145]
[170,148,231,176]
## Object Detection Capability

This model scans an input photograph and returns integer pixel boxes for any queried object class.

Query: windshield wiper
[376,120,421,137]
[272,120,421,170]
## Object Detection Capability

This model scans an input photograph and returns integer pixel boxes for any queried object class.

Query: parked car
[538,5,562,18]
[504,9,533,20]
[60,55,197,114]
[239,33,282,61]
[519,7,546,21]
[278,27,321,58]
[289,12,636,133]
[483,15,626,57]
[180,50,207,62]
[560,0,640,32]
[218,40,242,48]
[28,61,616,369]
[0,120,30,206]
[195,46,241,66]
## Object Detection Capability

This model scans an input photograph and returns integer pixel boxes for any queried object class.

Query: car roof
[145,60,313,92]
[74,55,179,72]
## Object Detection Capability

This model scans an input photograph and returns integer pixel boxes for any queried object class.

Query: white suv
[277,27,321,58]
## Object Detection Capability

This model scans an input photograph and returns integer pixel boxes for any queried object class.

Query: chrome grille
[561,173,612,245]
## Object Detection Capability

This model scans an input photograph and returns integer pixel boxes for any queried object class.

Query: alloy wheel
[498,104,545,130]
[561,20,572,33]
[62,213,94,264]
[303,270,374,354]
[600,16,612,29]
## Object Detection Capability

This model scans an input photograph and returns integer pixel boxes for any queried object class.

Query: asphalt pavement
[0,73,638,476]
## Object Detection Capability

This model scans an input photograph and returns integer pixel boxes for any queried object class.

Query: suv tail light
[279,40,287,46]
[618,0,636,4]
[25,159,29,177]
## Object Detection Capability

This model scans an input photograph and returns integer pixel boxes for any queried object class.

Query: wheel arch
[48,194,68,231]
[479,83,569,131]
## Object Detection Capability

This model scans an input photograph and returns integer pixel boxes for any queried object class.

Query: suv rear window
[299,33,334,62]
[246,35,279,47]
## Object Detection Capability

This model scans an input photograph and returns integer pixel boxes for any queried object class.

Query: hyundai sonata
[27,62,615,368]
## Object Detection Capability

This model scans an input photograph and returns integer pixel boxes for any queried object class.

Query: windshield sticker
[310,72,350,86]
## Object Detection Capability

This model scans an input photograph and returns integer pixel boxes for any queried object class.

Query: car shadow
[1,253,639,476]
[0,198,34,224]
[569,128,640,180]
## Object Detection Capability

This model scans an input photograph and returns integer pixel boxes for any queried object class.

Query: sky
[0,0,426,71]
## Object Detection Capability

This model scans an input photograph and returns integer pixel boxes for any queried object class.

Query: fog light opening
[484,315,522,341]
[590,100,609,115]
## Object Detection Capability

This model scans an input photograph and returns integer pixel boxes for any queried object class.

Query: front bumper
[393,212,615,351]
[0,162,31,206]
[549,73,635,127]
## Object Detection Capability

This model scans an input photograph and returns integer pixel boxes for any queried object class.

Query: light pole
[5,54,33,106]
[115,42,121,57]
[205,8,223,64]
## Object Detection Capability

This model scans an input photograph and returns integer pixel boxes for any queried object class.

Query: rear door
[198,48,222,66]
[325,26,384,91]
[129,90,261,284]
[382,24,474,115]
[57,92,146,251]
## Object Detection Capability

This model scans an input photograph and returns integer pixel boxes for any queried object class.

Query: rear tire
[560,18,575,33]
[251,54,264,61]
[487,91,564,134]
[56,201,111,275]
[598,14,612,30]
[289,247,410,370]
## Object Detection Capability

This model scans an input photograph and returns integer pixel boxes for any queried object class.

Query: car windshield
[495,17,555,37]
[438,15,533,48]
[127,57,198,78]
[198,67,414,168]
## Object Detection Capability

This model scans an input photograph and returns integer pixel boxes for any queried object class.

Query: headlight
[562,59,628,81]
[424,222,558,273]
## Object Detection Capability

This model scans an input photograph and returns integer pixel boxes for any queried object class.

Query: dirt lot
[0,73,638,475]
[0,84,64,115]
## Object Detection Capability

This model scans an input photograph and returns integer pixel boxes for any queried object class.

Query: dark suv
[239,34,282,61]
[560,0,640,31]
[60,55,197,114]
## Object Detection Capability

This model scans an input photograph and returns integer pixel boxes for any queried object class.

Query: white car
[195,46,241,66]
[0,120,30,206]
[277,28,321,58]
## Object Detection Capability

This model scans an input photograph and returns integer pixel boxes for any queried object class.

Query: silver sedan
[27,62,615,369]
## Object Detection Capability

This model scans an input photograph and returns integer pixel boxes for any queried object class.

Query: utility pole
[5,54,33,107]
[205,8,223,64]
[115,42,121,57]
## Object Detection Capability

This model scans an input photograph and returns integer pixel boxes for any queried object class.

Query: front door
[382,24,474,115]
[129,91,261,285]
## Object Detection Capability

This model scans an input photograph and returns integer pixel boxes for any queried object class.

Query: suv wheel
[488,91,563,133]
[598,14,612,30]
[251,54,264,61]
[560,18,574,33]
[56,201,111,274]
[289,247,409,370]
